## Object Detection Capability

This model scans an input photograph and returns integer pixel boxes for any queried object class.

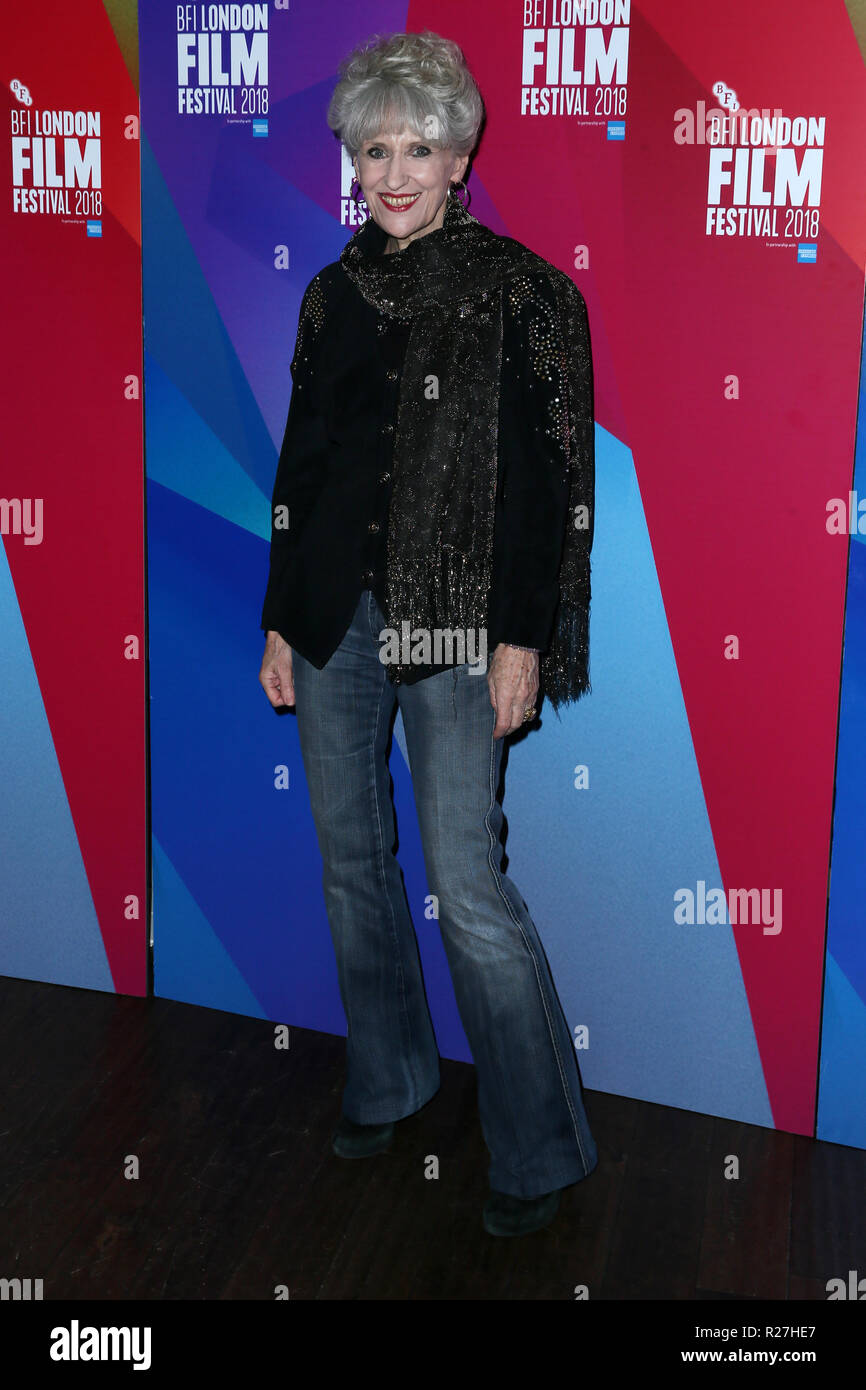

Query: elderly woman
[259,29,596,1238]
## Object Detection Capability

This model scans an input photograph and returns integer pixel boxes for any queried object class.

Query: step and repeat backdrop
[1,1,148,995]
[139,0,866,1144]
[3,1,865,1147]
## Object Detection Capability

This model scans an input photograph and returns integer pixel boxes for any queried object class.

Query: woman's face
[354,127,469,251]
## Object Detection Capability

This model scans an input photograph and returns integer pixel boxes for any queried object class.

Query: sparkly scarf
[339,188,594,712]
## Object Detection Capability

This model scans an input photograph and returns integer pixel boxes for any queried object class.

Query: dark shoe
[332,1114,395,1158]
[483,1186,562,1237]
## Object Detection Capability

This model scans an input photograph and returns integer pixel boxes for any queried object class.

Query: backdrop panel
[141,0,866,1140]
[1,0,147,995]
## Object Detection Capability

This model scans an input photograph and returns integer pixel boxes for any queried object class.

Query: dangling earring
[350,168,363,204]
[450,178,470,208]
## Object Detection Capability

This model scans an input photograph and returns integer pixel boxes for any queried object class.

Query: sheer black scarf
[339,187,594,711]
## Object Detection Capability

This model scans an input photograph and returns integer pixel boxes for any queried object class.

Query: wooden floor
[0,972,863,1301]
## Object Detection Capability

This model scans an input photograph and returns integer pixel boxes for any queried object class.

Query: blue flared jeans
[291,589,598,1198]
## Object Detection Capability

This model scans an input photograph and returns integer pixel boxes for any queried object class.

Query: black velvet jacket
[260,219,573,684]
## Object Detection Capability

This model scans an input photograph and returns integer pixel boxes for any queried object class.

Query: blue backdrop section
[147,472,471,1053]
[152,835,265,1017]
[818,954,866,1150]
[818,310,866,1148]
[144,353,270,538]
[0,538,112,989]
[142,112,474,1049]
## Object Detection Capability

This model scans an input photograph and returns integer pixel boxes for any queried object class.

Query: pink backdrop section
[409,0,866,1133]
[2,0,147,993]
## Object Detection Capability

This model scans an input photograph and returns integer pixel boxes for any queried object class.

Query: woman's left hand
[487,644,540,739]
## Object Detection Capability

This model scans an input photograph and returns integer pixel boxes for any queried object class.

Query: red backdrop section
[1,0,147,993]
[410,0,866,1132]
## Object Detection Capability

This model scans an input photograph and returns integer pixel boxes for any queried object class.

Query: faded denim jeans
[291,589,598,1198]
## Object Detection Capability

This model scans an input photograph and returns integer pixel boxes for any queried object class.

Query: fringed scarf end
[541,590,592,715]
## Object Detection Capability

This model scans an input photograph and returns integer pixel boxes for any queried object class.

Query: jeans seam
[367,592,420,1107]
[483,721,592,1178]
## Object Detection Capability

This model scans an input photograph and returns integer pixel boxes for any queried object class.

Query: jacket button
[379,471,391,484]
[368,521,380,534]
[386,368,398,381]
[382,422,394,434]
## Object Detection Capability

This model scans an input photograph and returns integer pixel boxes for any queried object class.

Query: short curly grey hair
[327,30,484,162]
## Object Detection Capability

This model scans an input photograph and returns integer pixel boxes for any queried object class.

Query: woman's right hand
[260,630,295,708]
